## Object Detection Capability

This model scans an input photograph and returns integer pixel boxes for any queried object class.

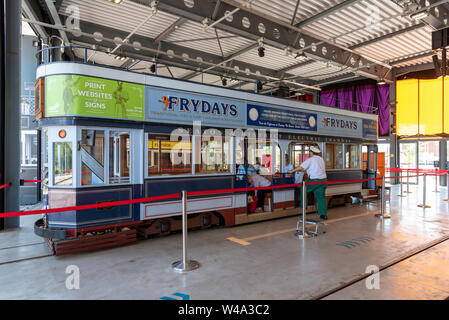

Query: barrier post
[297,181,312,239]
[376,176,391,219]
[445,172,449,201]
[406,169,411,193]
[398,170,405,197]
[433,168,440,193]
[418,173,431,208]
[172,191,200,273]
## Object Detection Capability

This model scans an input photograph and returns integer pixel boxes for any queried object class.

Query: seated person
[248,167,271,212]
[236,164,246,180]
[284,154,294,174]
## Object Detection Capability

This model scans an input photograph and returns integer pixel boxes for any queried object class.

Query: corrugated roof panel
[59,0,179,39]
[233,0,348,26]
[354,26,432,62]
[235,45,302,71]
[163,20,255,57]
[301,0,414,47]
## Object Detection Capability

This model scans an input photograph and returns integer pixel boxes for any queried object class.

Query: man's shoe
[319,215,328,220]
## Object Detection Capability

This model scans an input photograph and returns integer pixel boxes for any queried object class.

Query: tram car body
[34,62,378,255]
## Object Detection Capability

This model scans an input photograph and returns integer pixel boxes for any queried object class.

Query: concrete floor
[0,184,449,300]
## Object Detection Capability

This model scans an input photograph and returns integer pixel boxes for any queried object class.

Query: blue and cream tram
[34,61,378,255]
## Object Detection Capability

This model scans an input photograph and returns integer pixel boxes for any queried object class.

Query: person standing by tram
[288,145,328,220]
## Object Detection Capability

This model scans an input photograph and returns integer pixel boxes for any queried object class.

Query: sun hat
[247,165,256,175]
[310,145,321,154]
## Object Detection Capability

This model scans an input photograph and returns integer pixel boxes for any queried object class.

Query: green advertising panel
[45,75,144,120]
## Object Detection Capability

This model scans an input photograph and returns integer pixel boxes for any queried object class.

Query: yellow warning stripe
[227,210,380,246]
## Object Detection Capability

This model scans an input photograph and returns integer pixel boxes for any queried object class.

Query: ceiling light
[377,79,386,85]
[257,38,265,58]
[410,10,428,20]
[295,52,307,61]
[107,0,123,4]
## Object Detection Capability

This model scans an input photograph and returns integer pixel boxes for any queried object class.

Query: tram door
[46,126,143,188]
[110,131,131,184]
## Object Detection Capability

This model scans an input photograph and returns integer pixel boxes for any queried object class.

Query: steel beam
[394,61,435,76]
[154,18,187,42]
[66,19,280,81]
[22,0,49,39]
[389,51,434,65]
[152,0,392,81]
[294,0,360,28]
[44,0,70,45]
[290,0,301,26]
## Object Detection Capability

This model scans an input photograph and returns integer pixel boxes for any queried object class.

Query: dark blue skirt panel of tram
[144,175,235,198]
[46,185,142,229]
[327,170,362,182]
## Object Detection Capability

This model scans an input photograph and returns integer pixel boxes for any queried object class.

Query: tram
[33,61,378,255]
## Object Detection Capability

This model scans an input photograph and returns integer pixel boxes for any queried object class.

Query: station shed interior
[1,0,449,301]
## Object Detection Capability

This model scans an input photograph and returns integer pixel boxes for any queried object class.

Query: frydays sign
[146,87,246,127]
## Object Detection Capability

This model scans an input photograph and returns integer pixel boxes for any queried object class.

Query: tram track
[0,242,46,251]
[311,233,449,300]
[0,242,51,266]
[0,254,52,266]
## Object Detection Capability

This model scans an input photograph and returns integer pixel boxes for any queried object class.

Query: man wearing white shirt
[288,145,328,220]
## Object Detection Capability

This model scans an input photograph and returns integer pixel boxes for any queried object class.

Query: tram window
[248,141,272,176]
[109,131,130,184]
[81,130,105,185]
[325,143,343,169]
[198,137,230,174]
[53,142,72,186]
[147,134,192,176]
[345,144,360,169]
[291,143,312,167]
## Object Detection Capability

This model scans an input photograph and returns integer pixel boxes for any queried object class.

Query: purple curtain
[337,87,354,110]
[355,84,375,113]
[321,89,337,107]
[376,84,390,136]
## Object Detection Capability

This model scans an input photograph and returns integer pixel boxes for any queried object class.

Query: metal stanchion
[444,172,449,201]
[376,176,391,219]
[398,170,405,197]
[406,169,412,193]
[433,168,440,193]
[172,190,200,273]
[418,173,431,208]
[296,181,313,239]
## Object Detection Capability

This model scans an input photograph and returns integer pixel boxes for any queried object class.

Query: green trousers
[299,179,328,215]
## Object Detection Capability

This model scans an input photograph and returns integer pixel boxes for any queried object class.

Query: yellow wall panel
[419,78,443,135]
[396,79,419,136]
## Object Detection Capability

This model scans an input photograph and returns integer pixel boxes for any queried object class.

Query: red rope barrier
[0,170,438,219]
[0,193,181,218]
[22,180,43,183]
[0,183,11,190]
